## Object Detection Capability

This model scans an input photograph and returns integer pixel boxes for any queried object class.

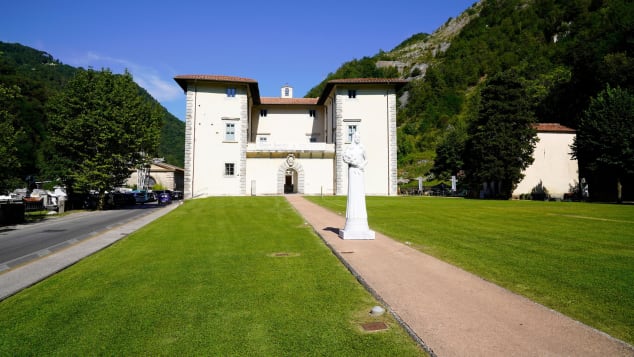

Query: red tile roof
[260,97,319,105]
[173,75,408,106]
[534,123,576,133]
[174,74,260,100]
[317,78,408,104]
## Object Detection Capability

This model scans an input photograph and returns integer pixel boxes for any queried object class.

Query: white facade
[174,75,406,199]
[513,123,579,199]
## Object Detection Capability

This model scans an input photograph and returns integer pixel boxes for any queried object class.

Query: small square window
[348,90,357,99]
[224,163,235,176]
[309,137,317,143]
[309,109,316,118]
[259,136,268,143]
[227,88,236,97]
[260,109,268,117]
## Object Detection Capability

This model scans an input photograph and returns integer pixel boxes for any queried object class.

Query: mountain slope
[306,0,634,184]
[0,42,185,185]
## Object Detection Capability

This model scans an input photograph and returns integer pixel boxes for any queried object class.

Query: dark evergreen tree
[431,124,467,179]
[572,85,634,203]
[463,70,538,199]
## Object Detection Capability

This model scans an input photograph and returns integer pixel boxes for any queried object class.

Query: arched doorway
[284,168,298,193]
[278,154,304,194]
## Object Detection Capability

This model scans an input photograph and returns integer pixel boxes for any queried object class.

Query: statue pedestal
[339,218,375,240]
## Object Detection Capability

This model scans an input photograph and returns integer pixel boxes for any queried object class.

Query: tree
[463,70,538,199]
[0,84,22,191]
[431,124,467,179]
[46,69,162,208]
[572,85,634,203]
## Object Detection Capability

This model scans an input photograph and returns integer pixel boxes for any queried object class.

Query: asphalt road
[0,204,164,272]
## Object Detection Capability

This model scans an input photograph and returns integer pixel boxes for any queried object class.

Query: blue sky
[2,1,476,120]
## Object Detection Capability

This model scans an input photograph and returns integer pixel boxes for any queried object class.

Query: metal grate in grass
[361,321,388,332]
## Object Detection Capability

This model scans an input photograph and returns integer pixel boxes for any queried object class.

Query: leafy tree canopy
[572,85,634,203]
[0,84,22,191]
[46,69,162,208]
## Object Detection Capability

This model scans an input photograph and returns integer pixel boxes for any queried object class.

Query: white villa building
[174,75,407,199]
[513,123,579,199]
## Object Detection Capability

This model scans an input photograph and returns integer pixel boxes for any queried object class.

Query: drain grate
[361,322,388,331]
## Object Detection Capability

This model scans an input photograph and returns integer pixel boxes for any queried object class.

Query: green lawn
[306,196,634,345]
[0,197,424,356]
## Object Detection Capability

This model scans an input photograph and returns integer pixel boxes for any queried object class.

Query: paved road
[0,204,163,272]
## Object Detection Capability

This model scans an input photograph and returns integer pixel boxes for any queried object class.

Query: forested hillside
[307,0,633,200]
[0,42,185,188]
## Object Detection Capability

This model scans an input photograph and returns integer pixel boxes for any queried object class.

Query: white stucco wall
[337,88,395,196]
[246,157,334,195]
[513,132,578,198]
[252,106,325,144]
[188,85,246,197]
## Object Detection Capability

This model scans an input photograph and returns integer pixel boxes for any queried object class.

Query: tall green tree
[431,124,467,179]
[0,84,22,192]
[463,70,538,199]
[572,85,634,203]
[46,69,162,208]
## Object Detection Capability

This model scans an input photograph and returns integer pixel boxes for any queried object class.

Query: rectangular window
[348,90,357,98]
[309,109,316,118]
[259,136,268,143]
[347,125,357,142]
[260,109,268,117]
[309,136,317,143]
[225,122,235,141]
[226,87,236,97]
[224,163,235,176]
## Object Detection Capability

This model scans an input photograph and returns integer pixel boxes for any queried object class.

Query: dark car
[155,190,172,205]
[171,191,183,200]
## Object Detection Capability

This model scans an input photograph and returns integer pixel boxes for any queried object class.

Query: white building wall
[513,132,578,198]
[337,88,393,195]
[246,157,334,195]
[189,85,246,197]
[253,106,325,144]
[302,159,334,194]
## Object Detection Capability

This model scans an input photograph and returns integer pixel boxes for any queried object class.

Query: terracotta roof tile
[260,97,319,105]
[174,75,408,106]
[174,74,257,84]
[174,74,260,101]
[317,78,408,104]
[534,123,576,133]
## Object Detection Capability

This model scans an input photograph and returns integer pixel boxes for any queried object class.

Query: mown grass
[0,197,424,356]
[306,196,634,345]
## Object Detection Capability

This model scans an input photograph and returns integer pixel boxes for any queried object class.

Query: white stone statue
[339,132,375,240]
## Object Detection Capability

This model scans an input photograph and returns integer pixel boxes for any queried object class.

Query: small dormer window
[285,87,290,97]
[348,90,357,98]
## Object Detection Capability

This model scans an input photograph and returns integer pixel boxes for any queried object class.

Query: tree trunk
[616,176,622,204]
[98,190,106,210]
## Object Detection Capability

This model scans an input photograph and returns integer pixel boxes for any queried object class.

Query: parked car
[155,190,172,205]
[171,191,183,200]
[132,190,154,204]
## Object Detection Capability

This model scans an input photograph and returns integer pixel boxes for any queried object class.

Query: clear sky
[2,1,476,120]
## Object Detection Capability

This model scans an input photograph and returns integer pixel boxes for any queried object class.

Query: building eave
[317,78,409,105]
[174,74,261,103]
